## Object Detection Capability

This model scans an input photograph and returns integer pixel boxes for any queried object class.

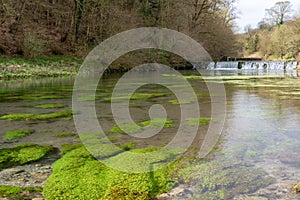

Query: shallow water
[0,70,300,199]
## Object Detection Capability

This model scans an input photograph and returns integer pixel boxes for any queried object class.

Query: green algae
[139,118,174,128]
[169,99,195,105]
[185,118,211,126]
[103,93,167,103]
[43,146,179,200]
[33,104,67,109]
[61,144,84,155]
[0,186,22,198]
[0,186,42,199]
[76,94,107,102]
[179,160,274,200]
[4,130,34,141]
[109,118,174,134]
[0,110,73,121]
[0,144,53,169]
[54,132,76,138]
[120,142,137,150]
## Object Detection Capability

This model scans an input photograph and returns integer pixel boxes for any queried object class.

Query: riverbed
[0,69,300,199]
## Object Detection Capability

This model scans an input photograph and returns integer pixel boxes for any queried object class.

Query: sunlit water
[0,70,299,199]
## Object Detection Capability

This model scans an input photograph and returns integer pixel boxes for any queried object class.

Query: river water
[0,69,300,199]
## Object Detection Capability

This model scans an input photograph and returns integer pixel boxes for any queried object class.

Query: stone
[292,182,300,194]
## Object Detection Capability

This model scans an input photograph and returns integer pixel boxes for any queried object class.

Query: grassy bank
[0,56,83,79]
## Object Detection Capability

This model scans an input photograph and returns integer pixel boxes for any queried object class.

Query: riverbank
[0,56,83,79]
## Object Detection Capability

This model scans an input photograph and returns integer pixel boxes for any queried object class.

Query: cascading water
[194,61,299,77]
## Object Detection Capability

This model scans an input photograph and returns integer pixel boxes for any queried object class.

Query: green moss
[186,117,211,126]
[139,118,174,128]
[120,142,137,150]
[0,186,43,199]
[76,94,106,102]
[109,118,174,134]
[0,144,52,169]
[169,99,195,105]
[43,146,179,200]
[61,144,84,154]
[33,104,67,109]
[0,110,73,121]
[0,186,22,197]
[103,93,167,102]
[5,130,34,141]
[109,122,142,134]
[54,132,76,138]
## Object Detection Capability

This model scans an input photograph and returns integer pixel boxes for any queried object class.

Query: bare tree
[264,1,293,26]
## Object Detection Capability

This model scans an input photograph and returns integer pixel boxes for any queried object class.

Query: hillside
[237,18,300,61]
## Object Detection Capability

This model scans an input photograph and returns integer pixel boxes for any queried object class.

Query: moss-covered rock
[4,130,34,141]
[43,147,179,200]
[0,144,53,169]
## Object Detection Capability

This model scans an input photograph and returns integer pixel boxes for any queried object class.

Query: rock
[156,184,195,199]
[292,182,300,194]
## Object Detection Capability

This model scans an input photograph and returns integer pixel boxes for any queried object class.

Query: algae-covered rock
[0,144,53,169]
[179,160,275,200]
[43,146,179,200]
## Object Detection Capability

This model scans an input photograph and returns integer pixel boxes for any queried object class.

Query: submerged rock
[293,182,300,194]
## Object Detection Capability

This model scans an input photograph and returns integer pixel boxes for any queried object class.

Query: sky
[235,0,300,33]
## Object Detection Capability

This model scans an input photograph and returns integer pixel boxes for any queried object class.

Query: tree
[264,1,292,26]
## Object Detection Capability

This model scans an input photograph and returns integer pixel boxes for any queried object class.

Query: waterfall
[197,61,298,70]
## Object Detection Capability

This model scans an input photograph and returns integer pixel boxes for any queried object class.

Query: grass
[109,118,174,134]
[0,55,82,79]
[4,130,34,141]
[0,143,53,169]
[54,132,76,138]
[43,146,180,200]
[33,104,67,109]
[0,110,73,121]
[185,117,212,126]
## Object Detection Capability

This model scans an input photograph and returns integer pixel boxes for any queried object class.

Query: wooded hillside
[0,0,239,60]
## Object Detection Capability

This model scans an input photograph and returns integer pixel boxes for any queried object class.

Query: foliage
[0,144,52,169]
[240,17,300,60]
[4,129,34,141]
[0,0,238,60]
